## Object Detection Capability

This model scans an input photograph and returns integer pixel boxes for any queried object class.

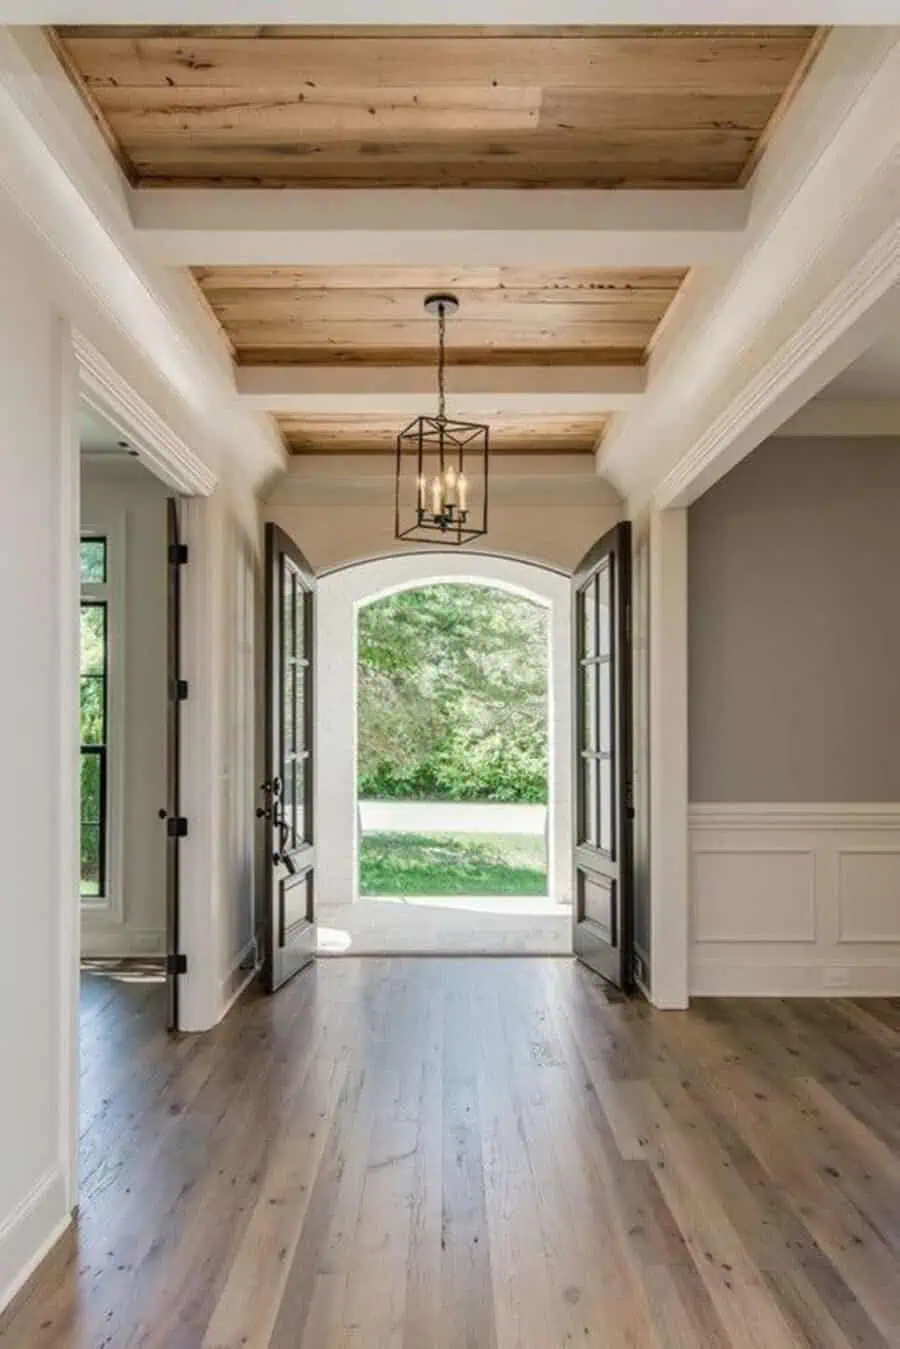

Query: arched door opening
[315,553,573,956]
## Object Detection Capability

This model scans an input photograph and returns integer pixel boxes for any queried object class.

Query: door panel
[572,521,634,989]
[262,523,316,992]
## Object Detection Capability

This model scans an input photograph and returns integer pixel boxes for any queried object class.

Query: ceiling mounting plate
[424,293,460,318]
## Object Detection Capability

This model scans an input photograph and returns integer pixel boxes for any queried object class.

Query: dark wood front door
[572,522,634,989]
[261,523,316,992]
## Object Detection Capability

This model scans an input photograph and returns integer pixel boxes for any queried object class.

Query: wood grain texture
[278,412,608,455]
[51,26,820,188]
[3,963,900,1347]
[194,265,684,376]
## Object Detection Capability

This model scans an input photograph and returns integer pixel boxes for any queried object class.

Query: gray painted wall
[689,436,900,803]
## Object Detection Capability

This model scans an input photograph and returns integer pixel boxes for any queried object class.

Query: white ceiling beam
[599,28,900,509]
[2,2,893,20]
[236,364,645,415]
[133,189,747,269]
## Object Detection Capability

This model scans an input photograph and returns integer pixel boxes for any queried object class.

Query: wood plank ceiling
[53,26,818,189]
[193,266,685,368]
[53,25,822,456]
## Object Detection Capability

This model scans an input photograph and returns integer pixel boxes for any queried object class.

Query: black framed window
[577,557,615,857]
[80,537,108,897]
[281,557,312,853]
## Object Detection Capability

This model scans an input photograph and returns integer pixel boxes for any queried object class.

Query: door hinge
[171,678,189,701]
[168,543,189,565]
[165,953,188,976]
[166,816,189,838]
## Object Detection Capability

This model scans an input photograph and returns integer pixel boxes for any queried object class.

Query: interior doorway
[315,553,573,956]
[77,402,177,1043]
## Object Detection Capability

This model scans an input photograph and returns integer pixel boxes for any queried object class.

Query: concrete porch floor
[317,894,572,955]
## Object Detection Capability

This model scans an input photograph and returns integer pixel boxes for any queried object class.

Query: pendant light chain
[437,300,447,422]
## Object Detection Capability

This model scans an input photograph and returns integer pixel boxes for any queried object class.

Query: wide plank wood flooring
[3,960,900,1347]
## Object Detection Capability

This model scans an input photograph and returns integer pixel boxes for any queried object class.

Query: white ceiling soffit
[134,190,746,270]
[79,403,131,455]
[598,27,900,511]
[235,365,646,416]
[1,2,896,19]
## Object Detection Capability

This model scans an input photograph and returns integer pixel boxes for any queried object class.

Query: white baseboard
[0,1168,70,1317]
[220,938,258,1018]
[689,803,900,997]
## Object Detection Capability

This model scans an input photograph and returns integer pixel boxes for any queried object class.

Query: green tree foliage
[357,584,548,803]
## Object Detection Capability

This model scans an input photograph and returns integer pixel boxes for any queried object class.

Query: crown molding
[74,330,217,496]
[655,221,900,506]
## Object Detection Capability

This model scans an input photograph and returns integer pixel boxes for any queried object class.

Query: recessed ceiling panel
[53,26,820,188]
[193,265,685,366]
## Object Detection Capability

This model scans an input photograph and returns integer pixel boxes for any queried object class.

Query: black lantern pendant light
[394,294,489,546]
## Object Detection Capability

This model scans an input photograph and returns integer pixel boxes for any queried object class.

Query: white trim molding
[0,1169,69,1318]
[689,803,900,997]
[647,509,689,1009]
[2,2,895,20]
[315,553,572,931]
[74,332,217,496]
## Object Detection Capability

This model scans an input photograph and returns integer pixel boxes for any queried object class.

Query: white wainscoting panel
[689,805,900,996]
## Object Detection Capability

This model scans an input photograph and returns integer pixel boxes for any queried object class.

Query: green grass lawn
[360,831,547,898]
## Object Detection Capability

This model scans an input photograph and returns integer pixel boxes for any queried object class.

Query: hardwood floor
[3,961,900,1348]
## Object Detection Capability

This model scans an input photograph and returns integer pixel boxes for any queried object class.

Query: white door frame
[59,327,218,1215]
[315,551,573,916]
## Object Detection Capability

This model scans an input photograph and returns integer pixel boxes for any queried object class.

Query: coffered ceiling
[51,24,825,457]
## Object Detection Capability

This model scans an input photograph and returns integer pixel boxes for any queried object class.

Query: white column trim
[648,509,689,1008]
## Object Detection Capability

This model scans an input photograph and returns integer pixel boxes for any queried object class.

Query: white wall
[315,554,573,912]
[265,453,622,574]
[0,189,78,1312]
[0,185,261,1313]
[79,459,168,957]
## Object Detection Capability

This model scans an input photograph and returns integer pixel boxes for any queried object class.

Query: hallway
[3,962,900,1348]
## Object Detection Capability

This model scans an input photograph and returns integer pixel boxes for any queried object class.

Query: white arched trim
[315,551,573,917]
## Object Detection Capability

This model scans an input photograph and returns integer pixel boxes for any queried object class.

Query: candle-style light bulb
[457,472,468,513]
[445,464,457,504]
[431,475,442,517]
[417,473,426,511]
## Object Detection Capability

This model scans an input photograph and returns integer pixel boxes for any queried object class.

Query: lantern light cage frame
[394,294,489,547]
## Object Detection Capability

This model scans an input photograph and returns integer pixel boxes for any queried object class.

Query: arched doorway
[315,552,573,954]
